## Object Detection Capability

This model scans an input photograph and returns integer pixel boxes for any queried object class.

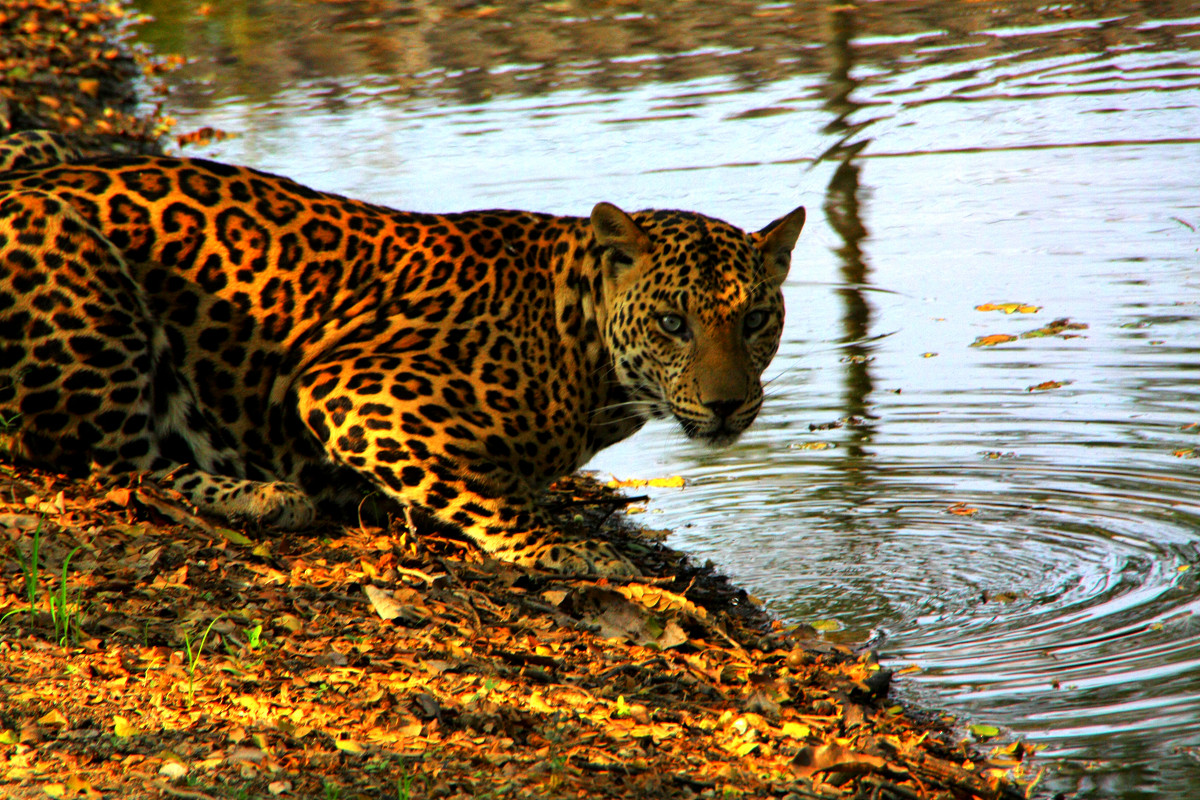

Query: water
[131,1,1200,795]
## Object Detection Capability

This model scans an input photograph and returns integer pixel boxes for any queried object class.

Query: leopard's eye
[743,309,769,334]
[658,313,688,337]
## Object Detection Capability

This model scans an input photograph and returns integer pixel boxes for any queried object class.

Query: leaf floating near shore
[605,475,685,489]
[1027,380,1069,392]
[976,302,1041,314]
[790,441,835,450]
[971,334,1017,347]
[1022,318,1088,339]
[971,318,1088,347]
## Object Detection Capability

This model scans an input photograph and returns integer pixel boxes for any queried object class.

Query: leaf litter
[0,5,1036,799]
[0,464,1036,799]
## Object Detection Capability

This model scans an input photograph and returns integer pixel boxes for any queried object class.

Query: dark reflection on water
[135,0,1200,112]
[132,1,1200,797]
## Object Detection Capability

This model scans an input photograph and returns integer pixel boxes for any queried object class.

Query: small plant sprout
[245,623,263,649]
[49,545,83,646]
[3,519,82,646]
[183,613,226,706]
[6,516,44,624]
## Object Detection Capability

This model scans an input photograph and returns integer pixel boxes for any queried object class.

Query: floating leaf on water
[1027,380,1068,392]
[921,352,938,358]
[606,475,685,489]
[1021,318,1088,338]
[947,503,978,516]
[970,334,1017,348]
[1173,449,1197,459]
[790,441,835,450]
[970,724,1001,739]
[976,302,1041,314]
[810,619,843,632]
[972,318,1088,348]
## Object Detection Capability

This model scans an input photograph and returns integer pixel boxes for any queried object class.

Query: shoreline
[0,3,1033,798]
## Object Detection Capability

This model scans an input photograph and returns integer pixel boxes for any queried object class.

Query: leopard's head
[591,201,806,444]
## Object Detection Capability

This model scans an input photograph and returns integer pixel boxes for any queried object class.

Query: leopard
[0,130,805,576]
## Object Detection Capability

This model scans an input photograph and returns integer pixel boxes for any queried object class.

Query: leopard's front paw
[506,538,642,577]
[253,481,317,529]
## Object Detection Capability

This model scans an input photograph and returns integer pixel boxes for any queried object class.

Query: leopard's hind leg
[0,189,314,527]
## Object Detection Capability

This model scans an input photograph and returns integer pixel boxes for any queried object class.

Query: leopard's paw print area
[0,132,805,575]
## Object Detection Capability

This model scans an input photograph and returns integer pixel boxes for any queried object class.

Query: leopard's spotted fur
[0,131,805,575]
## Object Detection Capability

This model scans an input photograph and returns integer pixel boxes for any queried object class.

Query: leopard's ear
[755,206,806,287]
[591,202,650,268]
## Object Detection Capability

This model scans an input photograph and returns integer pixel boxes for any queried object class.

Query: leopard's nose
[704,399,742,421]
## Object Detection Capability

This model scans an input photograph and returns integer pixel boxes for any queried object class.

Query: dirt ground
[0,3,1039,798]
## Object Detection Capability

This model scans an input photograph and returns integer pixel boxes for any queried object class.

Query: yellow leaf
[217,527,253,546]
[113,716,140,738]
[606,475,685,489]
[37,710,68,728]
[734,741,759,756]
[43,784,66,798]
[0,729,17,744]
[781,721,810,739]
[970,334,1017,348]
[335,738,364,754]
[947,503,978,516]
[810,619,842,632]
[976,302,1041,314]
[65,776,100,799]
[646,476,685,488]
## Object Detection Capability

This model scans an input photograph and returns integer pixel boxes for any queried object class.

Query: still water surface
[133,1,1200,796]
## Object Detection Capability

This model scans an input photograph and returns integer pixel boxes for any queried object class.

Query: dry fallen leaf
[37,709,69,728]
[606,475,686,489]
[970,334,1018,348]
[976,302,1041,314]
[113,715,140,738]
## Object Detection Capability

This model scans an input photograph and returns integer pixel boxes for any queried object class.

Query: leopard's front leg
[295,357,640,577]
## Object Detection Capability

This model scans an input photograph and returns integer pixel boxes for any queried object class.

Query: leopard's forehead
[632,209,769,309]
